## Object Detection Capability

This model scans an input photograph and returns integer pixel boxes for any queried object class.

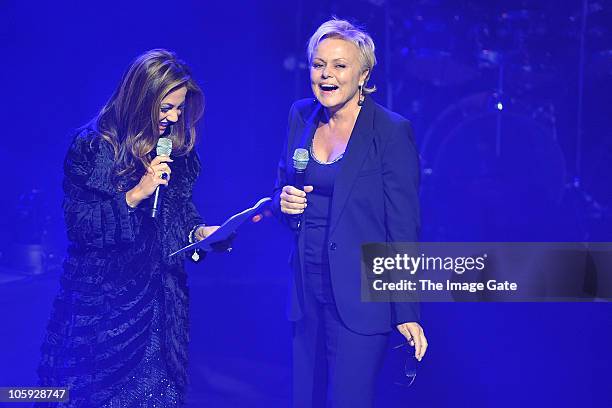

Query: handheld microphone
[292,148,310,190]
[151,137,172,218]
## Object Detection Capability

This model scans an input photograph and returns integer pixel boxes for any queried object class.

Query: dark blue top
[303,146,343,269]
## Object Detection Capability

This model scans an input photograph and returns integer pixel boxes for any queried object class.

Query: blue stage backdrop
[1,0,611,407]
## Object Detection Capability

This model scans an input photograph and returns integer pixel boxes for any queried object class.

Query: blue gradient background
[1,1,610,407]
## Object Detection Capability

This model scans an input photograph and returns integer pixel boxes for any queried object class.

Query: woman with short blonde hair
[274,18,427,408]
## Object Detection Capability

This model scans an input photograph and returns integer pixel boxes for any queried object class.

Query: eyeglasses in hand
[392,342,418,388]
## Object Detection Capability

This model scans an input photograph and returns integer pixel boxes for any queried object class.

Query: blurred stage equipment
[419,91,566,240]
[400,3,479,87]
[0,189,60,280]
[384,0,609,240]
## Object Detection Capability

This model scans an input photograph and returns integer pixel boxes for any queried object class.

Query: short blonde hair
[307,18,377,94]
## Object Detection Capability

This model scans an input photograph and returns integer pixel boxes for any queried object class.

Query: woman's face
[158,86,187,135]
[310,38,368,112]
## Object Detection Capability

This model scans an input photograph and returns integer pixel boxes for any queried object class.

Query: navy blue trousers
[292,264,389,408]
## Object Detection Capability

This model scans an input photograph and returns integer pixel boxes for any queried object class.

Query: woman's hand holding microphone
[280,185,314,215]
[125,156,173,208]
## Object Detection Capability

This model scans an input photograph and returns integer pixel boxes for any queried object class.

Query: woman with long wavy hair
[36,49,219,407]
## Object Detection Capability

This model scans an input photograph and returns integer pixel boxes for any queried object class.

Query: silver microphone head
[156,137,173,156]
[292,148,309,171]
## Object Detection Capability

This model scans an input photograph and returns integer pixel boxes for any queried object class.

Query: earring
[357,83,365,106]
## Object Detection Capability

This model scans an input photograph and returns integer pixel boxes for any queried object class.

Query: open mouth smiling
[319,84,339,92]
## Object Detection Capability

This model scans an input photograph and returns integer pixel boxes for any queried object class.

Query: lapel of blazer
[329,96,376,235]
[289,101,321,186]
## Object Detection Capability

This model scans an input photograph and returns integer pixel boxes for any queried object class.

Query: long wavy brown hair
[93,49,204,189]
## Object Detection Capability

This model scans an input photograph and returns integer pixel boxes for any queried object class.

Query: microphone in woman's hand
[151,137,172,218]
[292,148,309,190]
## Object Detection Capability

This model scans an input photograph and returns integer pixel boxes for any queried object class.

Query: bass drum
[419,92,567,241]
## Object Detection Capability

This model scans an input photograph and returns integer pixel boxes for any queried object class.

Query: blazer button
[329,242,337,251]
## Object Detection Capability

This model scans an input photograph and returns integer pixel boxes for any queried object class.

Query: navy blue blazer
[273,95,420,335]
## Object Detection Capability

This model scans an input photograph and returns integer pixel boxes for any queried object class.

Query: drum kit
[392,0,611,240]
